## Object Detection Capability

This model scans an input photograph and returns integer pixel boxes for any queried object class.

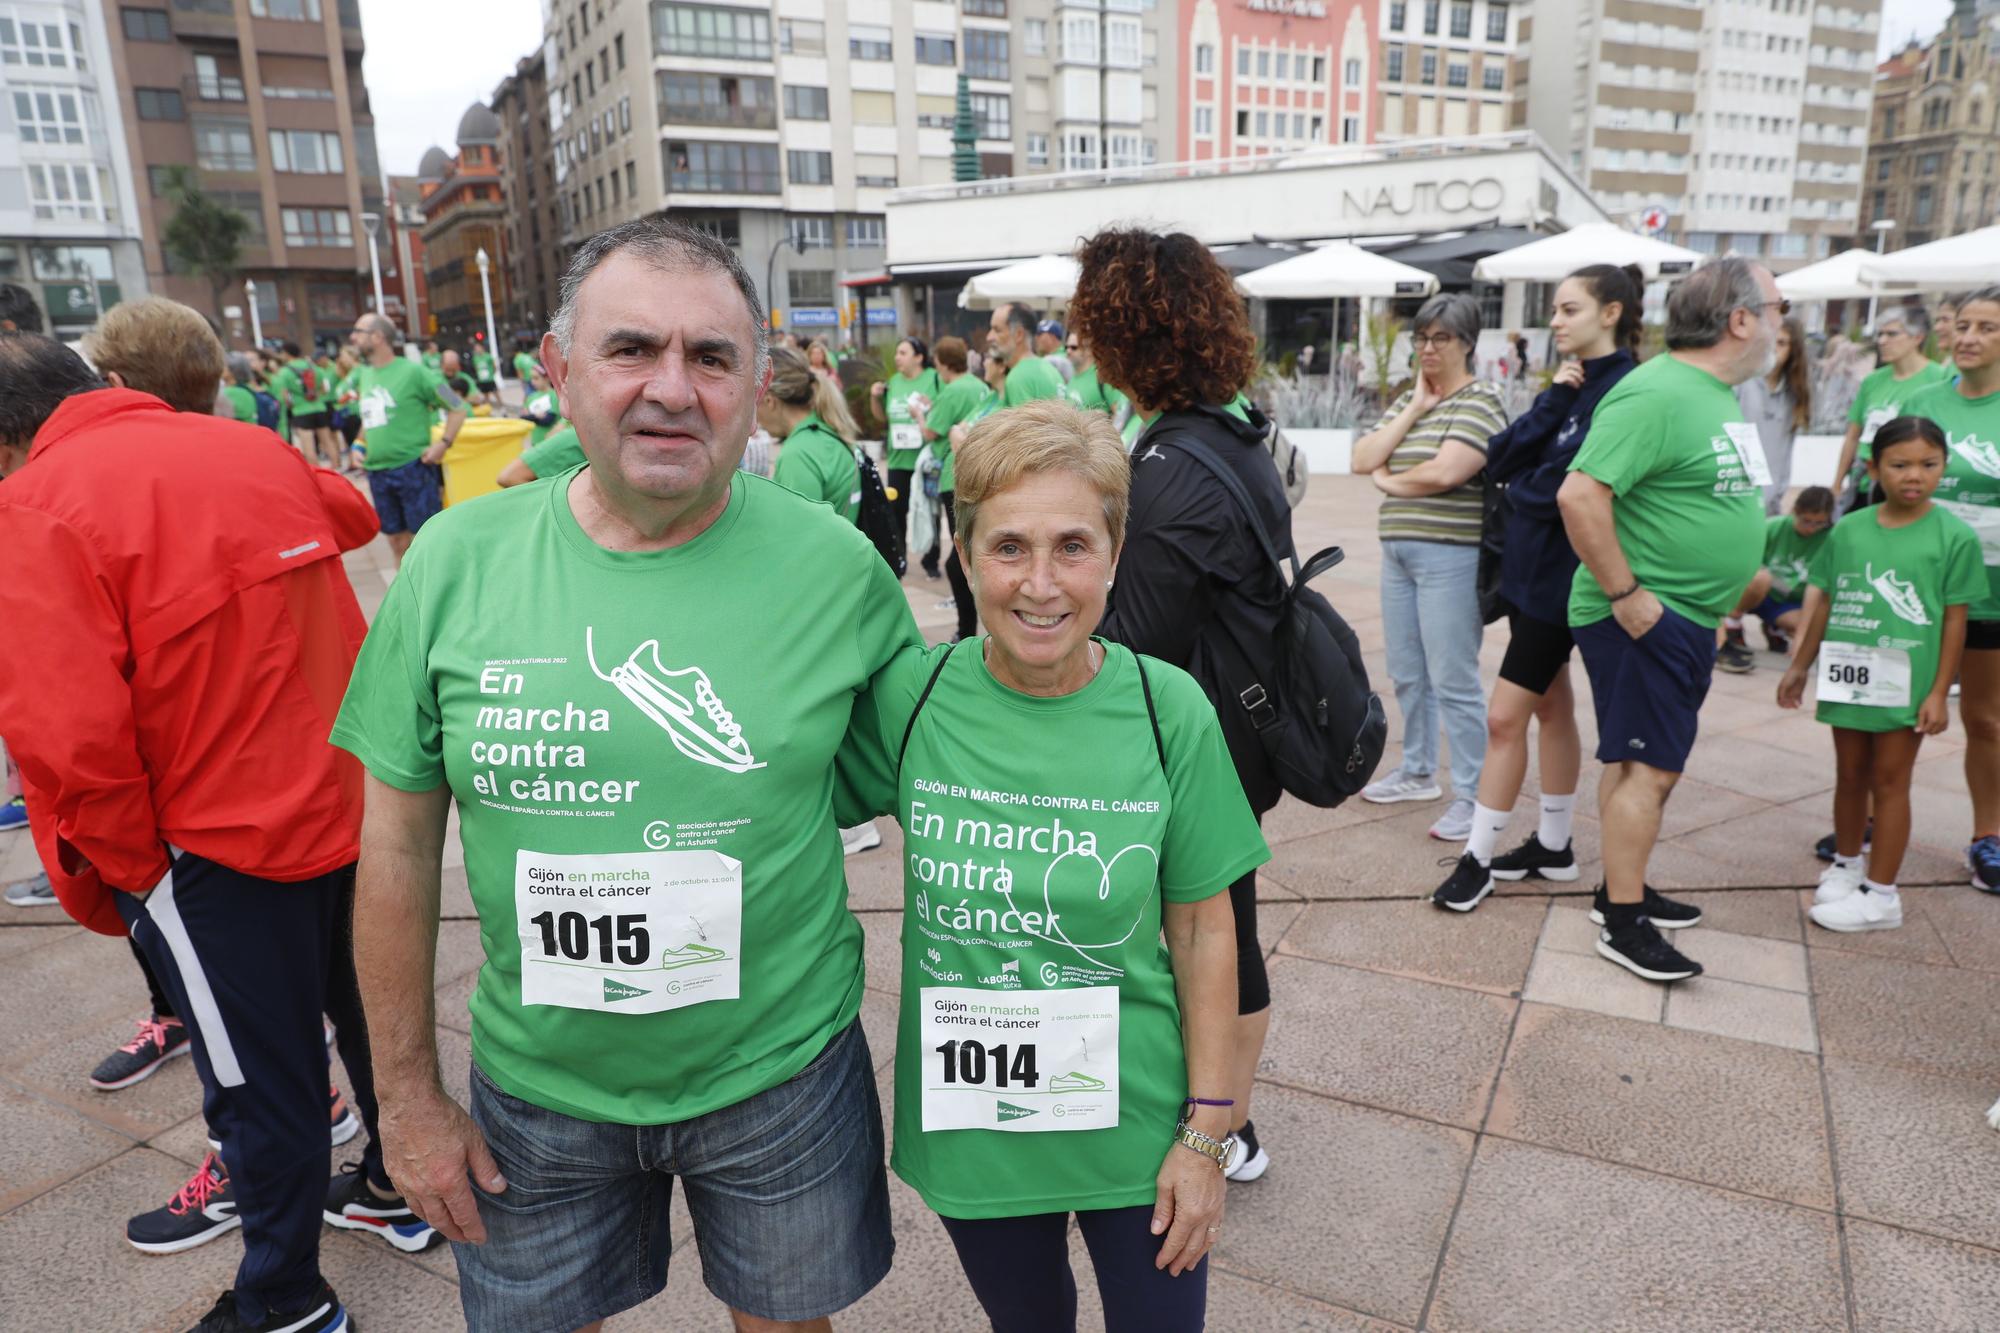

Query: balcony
[184,73,248,106]
[171,0,240,40]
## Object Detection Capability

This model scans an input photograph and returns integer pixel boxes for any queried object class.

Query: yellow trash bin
[433,417,533,507]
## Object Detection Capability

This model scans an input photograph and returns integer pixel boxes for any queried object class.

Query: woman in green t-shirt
[764,344,863,523]
[909,335,987,641]
[872,336,944,574]
[1833,308,1949,511]
[841,398,1268,1332]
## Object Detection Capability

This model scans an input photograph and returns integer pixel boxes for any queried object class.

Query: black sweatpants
[116,852,380,1323]
[939,1204,1207,1333]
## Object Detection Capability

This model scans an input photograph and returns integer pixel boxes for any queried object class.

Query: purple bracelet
[1186,1097,1235,1108]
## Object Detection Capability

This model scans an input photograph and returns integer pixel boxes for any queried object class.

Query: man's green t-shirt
[355,358,457,471]
[1808,505,1985,732]
[837,639,1269,1219]
[1001,354,1065,409]
[1847,361,1952,488]
[1912,381,2000,619]
[514,351,539,382]
[923,374,990,494]
[1063,366,1127,418]
[1568,355,1767,629]
[329,472,922,1125]
[884,369,942,472]
[223,384,258,424]
[521,425,585,479]
[422,351,443,372]
[523,388,564,446]
[1762,514,1832,602]
[771,414,859,523]
[472,349,497,383]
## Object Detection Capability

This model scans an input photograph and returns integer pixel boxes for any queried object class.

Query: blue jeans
[455,1019,892,1331]
[1380,539,1487,799]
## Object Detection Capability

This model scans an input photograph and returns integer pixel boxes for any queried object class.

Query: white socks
[1835,853,1864,872]
[1863,878,1898,898]
[1538,793,1575,852]
[1466,803,1513,865]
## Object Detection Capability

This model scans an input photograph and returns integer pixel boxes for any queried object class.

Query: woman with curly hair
[1073,225,1288,1185]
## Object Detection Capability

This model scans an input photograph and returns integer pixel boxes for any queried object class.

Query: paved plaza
[4,475,2000,1331]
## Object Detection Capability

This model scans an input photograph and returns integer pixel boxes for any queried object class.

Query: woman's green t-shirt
[771,413,860,523]
[1911,381,2000,619]
[922,374,992,495]
[884,369,942,472]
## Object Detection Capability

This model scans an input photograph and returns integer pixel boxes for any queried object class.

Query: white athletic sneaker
[1361,768,1443,805]
[1428,797,1476,842]
[1809,889,1902,933]
[1813,861,1867,906]
[840,822,883,856]
[1986,1094,2000,1132]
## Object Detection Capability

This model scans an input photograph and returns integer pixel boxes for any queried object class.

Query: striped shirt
[1375,379,1509,546]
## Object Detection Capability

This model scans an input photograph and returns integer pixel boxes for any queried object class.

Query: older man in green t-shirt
[1559,257,1783,986]
[988,302,1066,408]
[347,314,467,565]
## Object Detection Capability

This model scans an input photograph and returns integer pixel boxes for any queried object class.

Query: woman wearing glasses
[1352,294,1510,841]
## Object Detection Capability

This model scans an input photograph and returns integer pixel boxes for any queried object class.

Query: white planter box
[1283,428,1355,474]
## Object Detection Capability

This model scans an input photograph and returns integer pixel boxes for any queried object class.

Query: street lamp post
[244,278,262,348]
[476,246,505,397]
[765,233,800,336]
[1865,218,1896,330]
[360,211,388,339]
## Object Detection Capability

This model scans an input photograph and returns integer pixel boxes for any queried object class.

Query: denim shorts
[1574,606,1716,773]
[455,1019,892,1331]
[365,458,443,535]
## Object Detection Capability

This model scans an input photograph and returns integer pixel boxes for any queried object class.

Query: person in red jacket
[0,326,392,1333]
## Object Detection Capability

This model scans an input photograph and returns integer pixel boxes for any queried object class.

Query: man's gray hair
[357,313,397,343]
[1880,305,1929,337]
[549,217,768,373]
[999,302,1039,338]
[1413,292,1482,354]
[1665,258,1766,351]
[224,352,253,384]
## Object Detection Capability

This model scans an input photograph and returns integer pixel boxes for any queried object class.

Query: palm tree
[157,167,250,322]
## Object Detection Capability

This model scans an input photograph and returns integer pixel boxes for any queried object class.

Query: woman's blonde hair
[84,296,225,414]
[766,343,858,441]
[953,398,1130,553]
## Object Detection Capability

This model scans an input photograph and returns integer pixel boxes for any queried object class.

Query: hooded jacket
[0,389,380,934]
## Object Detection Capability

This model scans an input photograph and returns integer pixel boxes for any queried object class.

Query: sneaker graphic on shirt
[1868,563,1931,626]
[1048,1070,1106,1093]
[587,628,766,775]
[1949,430,2000,481]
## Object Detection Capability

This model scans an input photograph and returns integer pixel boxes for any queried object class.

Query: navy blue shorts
[1753,593,1802,629]
[365,458,443,534]
[1574,606,1716,773]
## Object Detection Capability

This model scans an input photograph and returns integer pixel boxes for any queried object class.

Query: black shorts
[476,379,498,395]
[1968,619,2000,652]
[291,410,329,430]
[1498,609,1575,695]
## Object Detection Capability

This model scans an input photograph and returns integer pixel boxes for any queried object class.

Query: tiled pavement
[5,475,2000,1331]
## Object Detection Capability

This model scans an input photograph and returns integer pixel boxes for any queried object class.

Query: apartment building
[492,51,557,333]
[98,0,383,350]
[418,104,511,348]
[1514,0,1881,269]
[0,1,148,338]
[1178,0,1377,159]
[1374,0,1513,141]
[1862,0,2000,252]
[523,0,1171,342]
[380,171,426,337]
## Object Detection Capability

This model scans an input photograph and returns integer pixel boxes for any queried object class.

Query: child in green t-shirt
[1717,487,1835,671]
[1779,418,1987,933]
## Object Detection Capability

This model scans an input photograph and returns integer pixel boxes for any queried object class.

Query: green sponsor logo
[997,1101,1037,1123]
[603,977,649,1003]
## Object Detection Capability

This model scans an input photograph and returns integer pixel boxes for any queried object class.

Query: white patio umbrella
[1232,241,1439,299]
[1471,224,1704,282]
[1776,248,1915,302]
[956,254,1081,309]
[1857,226,2000,287]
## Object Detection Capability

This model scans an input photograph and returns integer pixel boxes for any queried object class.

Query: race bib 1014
[919,985,1119,1133]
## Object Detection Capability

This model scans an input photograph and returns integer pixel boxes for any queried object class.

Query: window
[194,55,246,101]
[1420,51,1436,83]
[1423,0,1439,34]
[667,140,780,193]
[1389,1,1406,29]
[1017,19,1043,55]
[1194,106,1213,135]
[1341,115,1359,143]
[778,18,822,54]
[281,208,351,247]
[657,72,776,129]
[1026,132,1049,167]
[964,0,1006,15]
[854,155,896,187]
[914,33,955,65]
[121,8,171,41]
[1482,65,1504,91]
[1062,14,1097,63]
[654,3,770,60]
[135,87,184,121]
[147,164,186,195]
[787,149,833,185]
[1486,2,1508,42]
[789,216,832,250]
[268,129,344,173]
[26,164,108,221]
[1108,133,1141,167]
[194,118,258,170]
[1,15,87,67]
[1386,46,1404,81]
[1255,111,1267,136]
[849,25,892,61]
[615,33,624,69]
[1447,62,1468,87]
[846,216,885,248]
[1195,43,1213,74]
[1276,52,1289,80]
[783,84,828,121]
[1450,3,1471,38]
[1914,184,1934,225]
[249,0,322,17]
[969,92,1010,139]
[1237,47,1249,76]
[789,269,834,307]
[966,28,1008,79]
[11,87,86,143]
[1256,49,1268,76]
[1061,131,1098,171]
[1344,58,1361,87]
[212,189,265,243]
[1105,17,1140,67]
[1235,109,1249,136]
[619,96,630,134]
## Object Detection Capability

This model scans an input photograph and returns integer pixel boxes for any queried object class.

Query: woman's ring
[1207,1226,1221,1235]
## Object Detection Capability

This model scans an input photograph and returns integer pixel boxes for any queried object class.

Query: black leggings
[132,935,177,1019]
[939,1204,1207,1333]
[887,468,917,570]
[940,491,977,640]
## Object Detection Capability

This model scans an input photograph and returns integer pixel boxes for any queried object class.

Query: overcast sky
[355,0,1958,180]
[359,0,544,178]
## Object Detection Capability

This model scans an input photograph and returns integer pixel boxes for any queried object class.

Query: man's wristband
[1608,583,1642,603]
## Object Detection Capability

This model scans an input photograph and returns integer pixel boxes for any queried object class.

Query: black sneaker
[1488,834,1580,883]
[1765,626,1791,656]
[128,1153,238,1254]
[324,1162,441,1252]
[1596,916,1704,983]
[1590,884,1702,930]
[1815,823,1873,863]
[1716,642,1756,674]
[183,1280,351,1332]
[91,1013,192,1090]
[1224,1120,1268,1182]
[1431,853,1494,912]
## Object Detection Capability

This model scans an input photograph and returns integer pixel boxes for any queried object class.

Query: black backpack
[1155,433,1387,808]
[1477,482,1511,626]
[853,447,906,577]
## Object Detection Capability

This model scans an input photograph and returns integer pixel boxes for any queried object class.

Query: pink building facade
[1178,0,1378,162]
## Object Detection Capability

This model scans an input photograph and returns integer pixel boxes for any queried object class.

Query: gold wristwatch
[1173,1118,1233,1171]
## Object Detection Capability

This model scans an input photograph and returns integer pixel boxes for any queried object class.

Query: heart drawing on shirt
[1026,842,1161,975]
